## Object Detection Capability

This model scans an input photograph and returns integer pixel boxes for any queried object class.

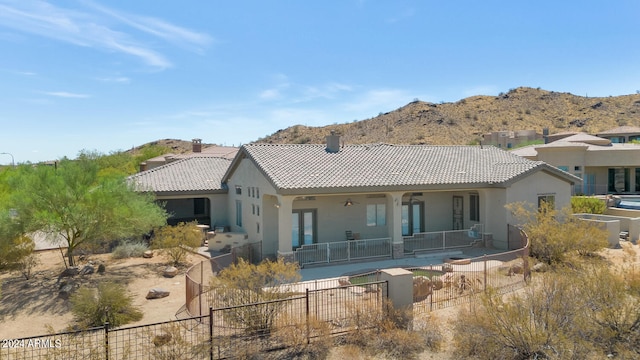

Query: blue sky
[1,1,639,164]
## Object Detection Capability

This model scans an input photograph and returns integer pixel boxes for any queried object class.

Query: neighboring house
[511,132,640,195]
[596,126,640,144]
[221,133,579,260]
[129,156,232,226]
[482,129,542,149]
[140,139,238,171]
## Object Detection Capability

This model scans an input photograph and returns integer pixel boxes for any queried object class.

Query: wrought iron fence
[1,281,388,360]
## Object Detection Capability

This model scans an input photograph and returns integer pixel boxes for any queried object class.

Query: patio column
[276,196,294,254]
[389,192,404,259]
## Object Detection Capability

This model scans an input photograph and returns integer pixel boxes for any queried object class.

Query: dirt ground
[0,249,206,339]
[1,242,638,359]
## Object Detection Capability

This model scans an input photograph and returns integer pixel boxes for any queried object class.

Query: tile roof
[238,143,558,191]
[129,156,231,194]
[597,126,640,135]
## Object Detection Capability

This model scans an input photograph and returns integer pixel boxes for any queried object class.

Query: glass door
[292,209,316,249]
[402,202,423,236]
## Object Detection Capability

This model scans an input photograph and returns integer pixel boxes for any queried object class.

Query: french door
[401,202,423,236]
[292,209,316,249]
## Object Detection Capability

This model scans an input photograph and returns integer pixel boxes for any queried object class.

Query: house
[511,132,640,195]
[140,139,238,171]
[596,126,640,144]
[131,133,579,263]
[482,129,542,149]
[129,156,233,226]
[220,133,578,260]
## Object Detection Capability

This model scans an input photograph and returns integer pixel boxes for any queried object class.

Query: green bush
[70,282,143,328]
[112,240,148,259]
[571,196,606,214]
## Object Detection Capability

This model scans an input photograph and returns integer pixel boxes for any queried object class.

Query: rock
[80,265,94,275]
[146,288,170,300]
[532,262,549,273]
[59,284,74,299]
[338,277,351,287]
[163,266,179,278]
[413,276,433,302]
[60,267,79,277]
[509,263,524,275]
[442,263,454,272]
[143,250,154,258]
[97,264,106,274]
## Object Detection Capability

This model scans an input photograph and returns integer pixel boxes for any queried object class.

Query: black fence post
[209,307,214,360]
[305,289,310,345]
[483,254,487,293]
[104,322,109,360]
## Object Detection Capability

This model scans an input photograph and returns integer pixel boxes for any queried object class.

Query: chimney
[325,131,341,153]
[192,138,202,153]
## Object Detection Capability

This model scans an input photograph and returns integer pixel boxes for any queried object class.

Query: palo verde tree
[7,158,167,267]
[151,221,203,266]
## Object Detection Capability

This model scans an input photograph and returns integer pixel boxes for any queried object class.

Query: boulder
[442,263,454,272]
[532,262,549,273]
[143,250,154,259]
[80,265,94,275]
[146,288,170,300]
[59,284,75,299]
[163,266,179,278]
[60,267,79,277]
[338,277,351,287]
[413,276,433,302]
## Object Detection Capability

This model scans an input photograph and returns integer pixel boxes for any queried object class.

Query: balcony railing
[293,237,392,267]
[403,224,483,254]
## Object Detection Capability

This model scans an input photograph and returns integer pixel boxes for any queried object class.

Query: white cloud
[259,88,281,100]
[0,1,212,69]
[43,91,91,98]
[96,76,130,83]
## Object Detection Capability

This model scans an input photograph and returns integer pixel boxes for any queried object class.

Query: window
[235,185,242,195]
[470,193,479,222]
[235,200,242,227]
[252,204,255,215]
[537,195,555,211]
[574,166,581,171]
[256,205,260,216]
[558,166,569,172]
[367,204,386,227]
[609,168,630,193]
[256,222,260,234]
[193,198,208,216]
[256,188,260,198]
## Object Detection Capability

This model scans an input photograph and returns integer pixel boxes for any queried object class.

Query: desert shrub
[452,275,592,359]
[209,258,300,336]
[571,196,606,214]
[507,201,608,265]
[70,282,143,328]
[452,263,640,359]
[111,239,148,259]
[151,222,202,266]
[143,322,210,360]
[273,315,332,360]
[343,301,430,360]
